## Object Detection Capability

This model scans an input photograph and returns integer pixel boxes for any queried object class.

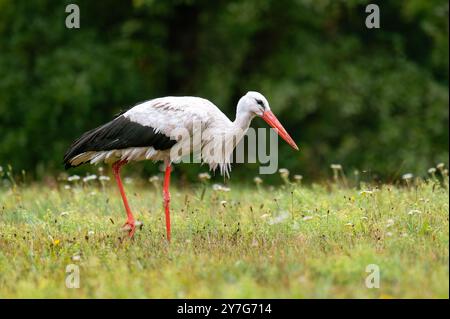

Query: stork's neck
[199,109,255,178]
[233,110,254,132]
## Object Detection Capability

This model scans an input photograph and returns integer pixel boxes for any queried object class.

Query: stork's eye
[256,99,264,108]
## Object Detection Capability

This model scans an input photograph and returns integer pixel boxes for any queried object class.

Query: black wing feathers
[63,115,176,169]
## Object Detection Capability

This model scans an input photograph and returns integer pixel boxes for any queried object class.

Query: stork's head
[237,91,270,117]
[237,91,299,150]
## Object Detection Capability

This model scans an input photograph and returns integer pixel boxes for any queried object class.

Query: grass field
[0,168,448,298]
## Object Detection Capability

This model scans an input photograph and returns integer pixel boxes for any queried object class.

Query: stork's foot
[121,220,143,237]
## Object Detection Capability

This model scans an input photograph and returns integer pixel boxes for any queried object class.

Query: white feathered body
[68,97,249,176]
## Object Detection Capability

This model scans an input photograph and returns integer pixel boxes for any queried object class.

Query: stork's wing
[123,96,231,136]
[63,114,177,169]
[63,96,230,169]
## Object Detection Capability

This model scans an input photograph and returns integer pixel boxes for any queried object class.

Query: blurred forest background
[0,0,448,182]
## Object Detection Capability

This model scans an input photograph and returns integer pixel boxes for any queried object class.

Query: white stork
[64,91,298,240]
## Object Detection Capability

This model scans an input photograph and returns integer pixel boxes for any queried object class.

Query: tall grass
[0,164,448,298]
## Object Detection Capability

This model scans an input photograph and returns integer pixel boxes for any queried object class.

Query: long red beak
[261,111,299,150]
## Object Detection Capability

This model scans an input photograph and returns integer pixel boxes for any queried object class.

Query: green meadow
[0,167,448,298]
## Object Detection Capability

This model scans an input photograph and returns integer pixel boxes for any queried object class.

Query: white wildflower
[212,184,230,192]
[198,172,211,182]
[64,185,71,190]
[278,168,290,178]
[253,176,263,185]
[149,176,160,183]
[331,164,343,182]
[407,209,422,215]
[402,173,413,180]
[302,216,313,221]
[72,254,81,262]
[60,211,69,217]
[68,175,80,182]
[386,219,395,228]
[260,214,270,219]
[268,211,289,225]
[83,174,97,183]
[428,168,436,174]
[293,175,303,182]
[99,176,110,181]
[437,163,445,170]
[124,177,133,184]
[330,164,342,170]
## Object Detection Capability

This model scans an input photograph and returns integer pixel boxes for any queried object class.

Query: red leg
[163,163,171,242]
[112,160,136,237]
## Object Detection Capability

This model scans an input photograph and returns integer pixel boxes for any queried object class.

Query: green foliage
[0,0,448,180]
